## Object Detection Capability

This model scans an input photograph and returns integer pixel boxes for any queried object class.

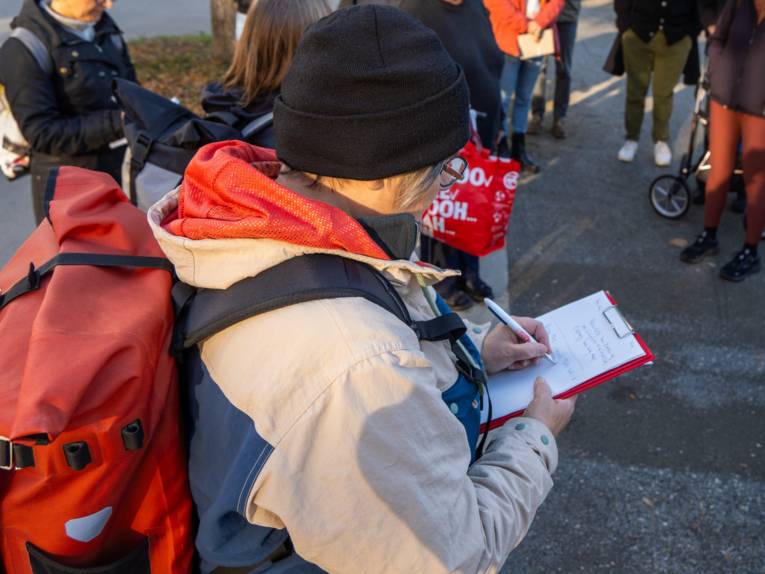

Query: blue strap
[9,28,52,76]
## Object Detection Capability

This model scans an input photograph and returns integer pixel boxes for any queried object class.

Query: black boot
[510,132,541,174]
[720,245,760,282]
[680,229,719,263]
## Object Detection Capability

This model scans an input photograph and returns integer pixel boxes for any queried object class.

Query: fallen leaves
[128,34,230,115]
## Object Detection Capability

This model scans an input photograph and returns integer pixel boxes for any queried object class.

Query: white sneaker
[654,141,672,167]
[618,140,639,163]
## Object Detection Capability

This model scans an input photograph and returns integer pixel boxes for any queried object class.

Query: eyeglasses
[439,155,467,189]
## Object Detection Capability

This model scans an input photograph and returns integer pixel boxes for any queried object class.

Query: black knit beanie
[273,4,470,180]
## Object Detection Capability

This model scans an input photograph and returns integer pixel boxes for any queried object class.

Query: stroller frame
[648,74,744,219]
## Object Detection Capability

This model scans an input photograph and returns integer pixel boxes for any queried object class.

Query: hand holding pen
[480,298,555,374]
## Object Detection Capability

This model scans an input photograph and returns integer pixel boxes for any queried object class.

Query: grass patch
[128,34,230,116]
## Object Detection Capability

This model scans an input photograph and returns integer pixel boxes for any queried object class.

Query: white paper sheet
[481,291,647,424]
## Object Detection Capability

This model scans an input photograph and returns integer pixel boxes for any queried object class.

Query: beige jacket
[149,188,558,574]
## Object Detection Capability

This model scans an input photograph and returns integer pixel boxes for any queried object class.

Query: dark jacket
[708,0,765,117]
[234,0,251,12]
[0,0,135,180]
[699,0,728,27]
[615,0,701,44]
[398,0,505,148]
[559,0,583,23]
[200,82,276,148]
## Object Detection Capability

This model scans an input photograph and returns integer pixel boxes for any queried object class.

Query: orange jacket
[483,0,565,57]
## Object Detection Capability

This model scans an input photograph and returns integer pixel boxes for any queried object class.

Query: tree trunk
[210,0,236,61]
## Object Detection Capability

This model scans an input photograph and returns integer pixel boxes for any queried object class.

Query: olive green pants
[621,29,692,143]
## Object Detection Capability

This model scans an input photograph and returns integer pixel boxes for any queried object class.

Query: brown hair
[223,0,331,106]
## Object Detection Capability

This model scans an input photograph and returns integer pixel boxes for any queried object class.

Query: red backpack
[0,167,193,573]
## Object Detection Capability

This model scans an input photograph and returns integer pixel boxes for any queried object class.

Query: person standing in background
[201,0,331,149]
[528,0,581,139]
[615,0,700,167]
[484,0,565,174]
[699,0,728,33]
[399,0,505,309]
[0,0,135,224]
[680,0,765,281]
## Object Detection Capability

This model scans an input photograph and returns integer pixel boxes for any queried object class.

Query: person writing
[149,6,575,572]
[0,0,135,223]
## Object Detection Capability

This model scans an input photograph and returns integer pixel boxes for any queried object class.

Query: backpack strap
[172,252,490,462]
[240,112,274,140]
[172,253,467,354]
[0,253,173,310]
[203,111,273,140]
[204,110,240,127]
[9,28,52,76]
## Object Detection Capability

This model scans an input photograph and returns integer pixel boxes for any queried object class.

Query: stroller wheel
[649,175,691,219]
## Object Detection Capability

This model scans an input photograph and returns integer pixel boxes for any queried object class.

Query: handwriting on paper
[482,291,648,424]
[573,318,616,366]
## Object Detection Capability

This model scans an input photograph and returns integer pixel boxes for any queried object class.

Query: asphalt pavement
[1,1,763,573]
[493,2,765,572]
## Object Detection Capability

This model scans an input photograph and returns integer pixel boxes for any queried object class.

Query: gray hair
[312,163,443,211]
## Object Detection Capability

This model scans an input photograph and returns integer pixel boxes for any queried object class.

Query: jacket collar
[357,213,418,261]
[148,188,457,291]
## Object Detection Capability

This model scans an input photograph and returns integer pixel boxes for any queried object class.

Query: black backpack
[114,79,274,211]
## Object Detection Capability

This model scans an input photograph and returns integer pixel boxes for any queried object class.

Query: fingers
[508,359,529,370]
[532,322,551,352]
[515,317,552,353]
[499,323,524,344]
[484,322,552,373]
[513,341,549,362]
[533,376,552,399]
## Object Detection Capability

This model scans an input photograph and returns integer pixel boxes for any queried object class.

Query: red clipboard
[481,291,655,432]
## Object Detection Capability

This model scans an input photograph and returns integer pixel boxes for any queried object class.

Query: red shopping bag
[421,141,520,257]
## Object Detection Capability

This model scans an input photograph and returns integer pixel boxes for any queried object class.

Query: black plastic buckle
[1,437,38,470]
[121,419,144,451]
[26,262,41,291]
[13,443,35,469]
[456,357,487,396]
[409,313,466,343]
[130,131,153,170]
[0,437,12,470]
[63,441,92,471]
